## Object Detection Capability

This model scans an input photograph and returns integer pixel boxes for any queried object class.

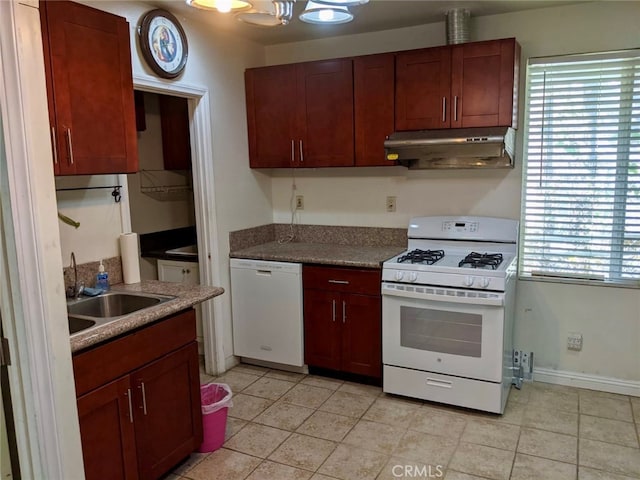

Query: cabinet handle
[291,139,295,164]
[139,382,148,415]
[442,97,447,123]
[50,127,58,165]
[453,96,458,122]
[186,269,190,274]
[65,128,74,165]
[126,388,134,423]
[342,300,346,323]
[328,279,349,285]
[331,299,336,322]
[299,140,304,164]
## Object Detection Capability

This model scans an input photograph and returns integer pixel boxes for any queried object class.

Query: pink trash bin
[197,383,233,453]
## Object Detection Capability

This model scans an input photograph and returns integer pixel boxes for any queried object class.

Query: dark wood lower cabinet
[73,310,201,480]
[303,266,382,379]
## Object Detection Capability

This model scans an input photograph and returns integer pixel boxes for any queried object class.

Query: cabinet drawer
[73,309,196,396]
[303,265,381,295]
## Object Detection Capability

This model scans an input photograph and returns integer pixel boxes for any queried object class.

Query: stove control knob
[409,272,419,283]
[464,276,475,287]
[395,271,405,281]
[480,277,490,288]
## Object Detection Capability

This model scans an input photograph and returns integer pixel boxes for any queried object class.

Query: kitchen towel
[120,232,141,284]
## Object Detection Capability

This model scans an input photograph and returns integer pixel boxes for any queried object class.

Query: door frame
[130,76,225,375]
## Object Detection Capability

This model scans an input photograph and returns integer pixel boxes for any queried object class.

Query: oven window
[400,306,482,357]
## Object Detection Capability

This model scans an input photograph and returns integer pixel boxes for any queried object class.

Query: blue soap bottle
[96,260,110,291]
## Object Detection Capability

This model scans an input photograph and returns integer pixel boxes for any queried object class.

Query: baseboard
[534,367,640,397]
[225,355,239,372]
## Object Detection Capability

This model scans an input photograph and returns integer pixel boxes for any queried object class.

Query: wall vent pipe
[446,8,470,44]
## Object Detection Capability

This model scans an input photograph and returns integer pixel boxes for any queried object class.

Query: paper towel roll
[120,233,141,284]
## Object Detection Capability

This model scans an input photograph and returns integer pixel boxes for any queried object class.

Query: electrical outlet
[513,349,520,366]
[386,196,396,212]
[295,195,304,210]
[567,332,583,351]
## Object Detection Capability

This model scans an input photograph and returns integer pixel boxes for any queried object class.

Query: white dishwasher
[230,259,303,367]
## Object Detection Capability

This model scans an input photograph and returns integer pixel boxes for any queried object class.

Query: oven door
[382,282,505,382]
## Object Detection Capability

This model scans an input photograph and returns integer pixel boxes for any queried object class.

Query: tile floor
[167,363,640,480]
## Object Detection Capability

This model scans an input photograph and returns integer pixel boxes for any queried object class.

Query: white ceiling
[152,0,583,46]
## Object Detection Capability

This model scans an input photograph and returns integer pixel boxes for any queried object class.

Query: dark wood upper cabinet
[159,95,192,170]
[354,54,396,166]
[40,1,138,175]
[396,38,520,131]
[245,59,354,168]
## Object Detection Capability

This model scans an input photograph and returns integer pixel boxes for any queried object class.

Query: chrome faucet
[66,252,84,299]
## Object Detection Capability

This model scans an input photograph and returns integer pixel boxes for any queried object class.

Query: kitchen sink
[67,292,175,335]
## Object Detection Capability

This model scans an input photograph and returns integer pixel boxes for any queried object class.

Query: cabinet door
[157,260,199,284]
[245,65,297,168]
[77,376,139,480]
[354,54,396,166]
[41,1,138,175]
[296,59,354,167]
[159,95,192,170]
[341,293,382,378]
[450,38,519,128]
[395,46,451,130]
[132,342,202,480]
[303,289,342,370]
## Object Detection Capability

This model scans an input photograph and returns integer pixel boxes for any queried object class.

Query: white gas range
[381,216,519,414]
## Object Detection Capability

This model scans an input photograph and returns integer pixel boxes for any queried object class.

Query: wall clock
[138,9,188,79]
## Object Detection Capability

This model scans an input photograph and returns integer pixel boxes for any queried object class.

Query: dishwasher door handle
[256,270,272,276]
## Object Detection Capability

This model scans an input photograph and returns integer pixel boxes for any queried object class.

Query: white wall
[66,1,272,367]
[265,2,640,382]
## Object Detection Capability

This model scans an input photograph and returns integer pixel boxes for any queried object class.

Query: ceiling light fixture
[299,0,353,24]
[186,0,252,14]
[313,0,368,6]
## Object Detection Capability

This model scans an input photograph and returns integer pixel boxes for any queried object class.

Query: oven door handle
[381,282,505,307]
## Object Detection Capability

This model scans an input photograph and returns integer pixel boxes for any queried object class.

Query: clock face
[139,10,188,79]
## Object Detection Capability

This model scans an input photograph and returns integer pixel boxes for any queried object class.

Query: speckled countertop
[69,280,224,353]
[230,241,405,269]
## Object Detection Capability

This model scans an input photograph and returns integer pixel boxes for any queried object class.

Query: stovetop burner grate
[459,252,503,270]
[397,249,445,265]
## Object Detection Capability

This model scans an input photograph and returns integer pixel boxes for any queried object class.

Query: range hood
[384,127,516,169]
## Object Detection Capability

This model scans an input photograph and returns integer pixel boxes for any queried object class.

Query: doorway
[129,76,224,375]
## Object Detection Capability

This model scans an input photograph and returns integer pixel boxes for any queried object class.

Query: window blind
[520,50,640,286]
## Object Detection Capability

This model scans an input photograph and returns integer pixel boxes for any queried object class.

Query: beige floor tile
[410,406,468,439]
[171,452,209,476]
[448,442,515,480]
[265,369,306,383]
[310,475,340,480]
[232,363,269,376]
[187,448,262,480]
[301,375,343,391]
[245,460,313,480]
[269,433,337,471]
[223,423,291,458]
[531,382,577,394]
[337,381,383,398]
[281,383,335,408]
[580,414,639,448]
[522,406,578,435]
[579,438,640,477]
[460,419,520,451]
[253,401,315,431]
[630,397,640,423]
[579,388,630,401]
[319,391,376,418]
[225,417,248,441]
[362,397,420,429]
[343,419,405,454]
[228,393,273,421]
[444,472,488,480]
[529,388,579,413]
[509,384,531,404]
[242,377,296,401]
[494,400,526,426]
[517,427,577,463]
[393,430,457,466]
[579,466,640,480]
[377,457,446,480]
[319,444,389,480]
[163,474,182,480]
[296,410,359,442]
[199,373,216,384]
[511,453,577,480]
[580,395,634,422]
[215,371,261,392]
